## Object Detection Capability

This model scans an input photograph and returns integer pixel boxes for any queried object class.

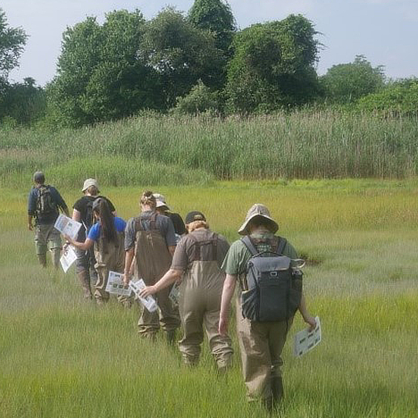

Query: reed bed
[1,110,417,187]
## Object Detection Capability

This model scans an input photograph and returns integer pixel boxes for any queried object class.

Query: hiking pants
[34,223,62,268]
[236,297,293,401]
[179,261,233,368]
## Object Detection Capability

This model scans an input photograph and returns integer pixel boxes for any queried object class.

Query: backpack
[36,185,56,217]
[240,236,303,322]
[83,198,95,232]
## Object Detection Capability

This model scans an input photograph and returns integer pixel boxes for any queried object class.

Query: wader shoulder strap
[189,232,218,262]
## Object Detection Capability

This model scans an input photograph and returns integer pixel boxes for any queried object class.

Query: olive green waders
[179,242,233,368]
[134,214,180,338]
[236,297,292,404]
[94,231,130,305]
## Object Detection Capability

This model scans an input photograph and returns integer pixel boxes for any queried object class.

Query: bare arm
[140,269,183,298]
[218,274,237,336]
[66,235,94,251]
[298,294,316,330]
[72,208,81,222]
[168,246,176,257]
[28,215,34,231]
[123,248,135,285]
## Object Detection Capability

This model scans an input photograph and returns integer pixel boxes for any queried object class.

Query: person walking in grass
[123,191,180,342]
[140,211,234,372]
[27,171,69,268]
[153,193,186,240]
[218,204,316,411]
[66,199,126,305]
[71,178,116,300]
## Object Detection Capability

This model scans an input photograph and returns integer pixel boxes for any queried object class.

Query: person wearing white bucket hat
[154,193,186,240]
[71,178,116,300]
[219,204,316,411]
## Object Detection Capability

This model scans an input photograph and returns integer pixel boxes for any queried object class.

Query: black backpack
[36,185,56,217]
[240,236,303,322]
[84,198,95,232]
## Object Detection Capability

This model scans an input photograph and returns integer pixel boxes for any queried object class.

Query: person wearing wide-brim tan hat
[71,178,117,300]
[219,203,316,410]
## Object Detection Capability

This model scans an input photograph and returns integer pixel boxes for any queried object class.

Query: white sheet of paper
[129,279,158,312]
[54,214,82,240]
[60,245,77,273]
[106,271,132,297]
[293,316,321,357]
[169,284,180,306]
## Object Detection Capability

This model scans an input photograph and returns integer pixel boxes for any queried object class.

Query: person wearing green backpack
[27,171,69,268]
[219,204,316,411]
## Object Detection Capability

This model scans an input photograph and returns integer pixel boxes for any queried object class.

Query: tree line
[0,1,417,128]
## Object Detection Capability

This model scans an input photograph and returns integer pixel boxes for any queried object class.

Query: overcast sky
[2,0,417,86]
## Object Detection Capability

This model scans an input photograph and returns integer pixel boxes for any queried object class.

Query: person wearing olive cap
[66,198,126,305]
[71,179,116,299]
[140,211,233,371]
[27,171,69,268]
[219,204,316,410]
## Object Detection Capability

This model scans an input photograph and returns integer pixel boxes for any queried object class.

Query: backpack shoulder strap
[276,236,287,255]
[241,236,258,256]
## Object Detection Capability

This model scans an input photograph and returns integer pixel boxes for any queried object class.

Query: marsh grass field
[1,179,417,418]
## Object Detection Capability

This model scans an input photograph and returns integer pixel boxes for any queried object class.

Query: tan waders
[178,233,233,369]
[236,297,292,405]
[134,214,180,338]
[94,231,129,305]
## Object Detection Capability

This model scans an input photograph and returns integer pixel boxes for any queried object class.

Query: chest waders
[178,232,233,369]
[134,213,180,339]
[93,231,126,305]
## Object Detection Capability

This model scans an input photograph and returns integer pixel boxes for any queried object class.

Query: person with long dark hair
[66,199,126,305]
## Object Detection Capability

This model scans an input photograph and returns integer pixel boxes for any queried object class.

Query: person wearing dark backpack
[71,178,116,300]
[219,204,316,411]
[123,191,180,342]
[27,171,69,268]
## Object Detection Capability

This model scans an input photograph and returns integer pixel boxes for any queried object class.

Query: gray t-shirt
[124,210,177,251]
[171,229,230,271]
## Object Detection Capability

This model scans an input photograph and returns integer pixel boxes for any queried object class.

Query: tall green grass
[1,110,418,187]
[1,180,417,418]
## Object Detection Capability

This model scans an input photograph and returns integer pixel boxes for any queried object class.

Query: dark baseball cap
[185,211,206,224]
[33,171,45,183]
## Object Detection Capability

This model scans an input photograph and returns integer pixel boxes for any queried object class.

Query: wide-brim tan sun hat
[238,203,279,235]
[82,178,100,193]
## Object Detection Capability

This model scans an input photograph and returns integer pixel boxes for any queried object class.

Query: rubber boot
[166,329,177,346]
[262,397,273,414]
[78,270,92,299]
[271,376,284,406]
[37,253,47,268]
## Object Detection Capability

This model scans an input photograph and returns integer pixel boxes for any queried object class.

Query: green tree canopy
[357,77,418,115]
[49,10,160,126]
[320,55,385,104]
[188,0,236,53]
[225,14,320,113]
[0,8,27,82]
[142,7,224,108]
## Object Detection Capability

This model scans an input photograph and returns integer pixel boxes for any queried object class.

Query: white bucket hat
[153,193,170,210]
[82,178,100,193]
[238,204,279,235]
